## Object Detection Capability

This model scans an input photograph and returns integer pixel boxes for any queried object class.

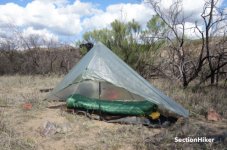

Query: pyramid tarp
[47,42,189,117]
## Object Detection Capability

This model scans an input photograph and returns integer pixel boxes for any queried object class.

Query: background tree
[82,19,142,69]
[198,0,227,85]
[139,15,167,78]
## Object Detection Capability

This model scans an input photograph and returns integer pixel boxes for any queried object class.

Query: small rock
[162,121,171,128]
[40,121,57,136]
[56,123,72,134]
[22,103,32,110]
[207,108,222,121]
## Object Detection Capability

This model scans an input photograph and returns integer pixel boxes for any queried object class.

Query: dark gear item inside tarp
[66,94,158,116]
[106,116,174,128]
[66,109,176,128]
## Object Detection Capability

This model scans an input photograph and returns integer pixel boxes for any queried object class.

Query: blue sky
[0,0,141,9]
[82,0,140,8]
[0,0,31,6]
[222,0,227,8]
[0,0,226,44]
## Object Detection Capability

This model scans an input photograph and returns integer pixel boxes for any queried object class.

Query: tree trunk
[210,71,215,85]
[183,80,188,88]
[182,72,188,88]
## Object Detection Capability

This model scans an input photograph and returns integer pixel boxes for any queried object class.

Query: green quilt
[66,94,157,116]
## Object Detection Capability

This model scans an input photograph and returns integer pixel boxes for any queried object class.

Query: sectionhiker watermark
[175,137,214,143]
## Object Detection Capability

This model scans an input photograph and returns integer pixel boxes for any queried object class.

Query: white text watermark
[175,137,214,143]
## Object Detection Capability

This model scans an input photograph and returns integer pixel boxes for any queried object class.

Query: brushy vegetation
[0,47,81,75]
[0,75,226,150]
[151,79,227,118]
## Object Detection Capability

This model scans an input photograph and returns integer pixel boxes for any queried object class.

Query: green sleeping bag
[66,94,157,116]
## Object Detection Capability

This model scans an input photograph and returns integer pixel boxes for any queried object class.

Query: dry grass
[151,78,227,118]
[0,109,37,150]
[0,75,226,150]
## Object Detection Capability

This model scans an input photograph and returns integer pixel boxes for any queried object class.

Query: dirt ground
[0,75,226,150]
[1,104,162,150]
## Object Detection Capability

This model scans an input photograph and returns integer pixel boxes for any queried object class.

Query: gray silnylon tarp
[47,42,189,117]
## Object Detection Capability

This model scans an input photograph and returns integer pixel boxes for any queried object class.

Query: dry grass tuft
[0,109,37,150]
